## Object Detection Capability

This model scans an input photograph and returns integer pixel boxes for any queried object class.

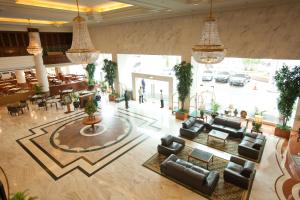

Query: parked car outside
[215,71,230,83]
[202,70,213,81]
[229,73,251,86]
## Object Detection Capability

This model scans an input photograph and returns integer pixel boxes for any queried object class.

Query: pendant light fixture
[192,0,226,64]
[66,0,99,64]
[27,19,43,55]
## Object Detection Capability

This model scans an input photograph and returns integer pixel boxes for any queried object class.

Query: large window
[191,57,299,124]
[118,54,180,90]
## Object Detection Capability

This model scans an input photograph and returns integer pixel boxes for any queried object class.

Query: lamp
[66,0,99,64]
[27,25,43,55]
[192,0,226,64]
[254,115,263,125]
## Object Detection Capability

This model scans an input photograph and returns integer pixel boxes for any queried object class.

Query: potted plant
[10,190,37,200]
[84,99,97,120]
[85,63,96,91]
[71,92,80,109]
[173,61,193,120]
[274,65,300,139]
[102,59,117,101]
[33,84,42,95]
[211,101,220,119]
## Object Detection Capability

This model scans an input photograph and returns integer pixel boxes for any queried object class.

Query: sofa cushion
[183,118,195,129]
[193,122,203,129]
[243,136,256,143]
[252,139,264,150]
[227,162,243,173]
[212,124,224,129]
[256,135,265,141]
[214,117,227,126]
[240,140,253,148]
[226,120,241,129]
[169,143,183,151]
[175,159,194,168]
[161,135,173,146]
[190,166,210,176]
[184,168,207,185]
[166,160,185,174]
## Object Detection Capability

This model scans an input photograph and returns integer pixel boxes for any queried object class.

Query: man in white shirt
[160,89,164,108]
[138,86,143,103]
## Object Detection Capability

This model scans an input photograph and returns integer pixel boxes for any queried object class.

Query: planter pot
[73,101,80,109]
[274,127,290,139]
[109,94,116,102]
[211,113,219,119]
[176,112,188,120]
[88,85,95,91]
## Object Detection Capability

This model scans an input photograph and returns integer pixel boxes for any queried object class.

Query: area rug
[183,132,263,163]
[191,132,241,157]
[143,146,253,200]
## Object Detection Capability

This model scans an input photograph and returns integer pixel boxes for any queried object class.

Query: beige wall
[89,2,300,60]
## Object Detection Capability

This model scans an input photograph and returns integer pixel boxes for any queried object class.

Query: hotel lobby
[0,0,299,200]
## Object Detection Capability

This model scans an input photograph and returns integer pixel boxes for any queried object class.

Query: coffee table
[188,148,213,169]
[208,130,229,145]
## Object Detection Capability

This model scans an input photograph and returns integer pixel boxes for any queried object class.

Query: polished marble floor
[0,97,297,200]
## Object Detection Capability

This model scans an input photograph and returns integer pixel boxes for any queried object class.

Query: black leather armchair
[160,154,219,195]
[157,135,185,156]
[180,117,206,139]
[224,156,255,189]
[238,132,266,161]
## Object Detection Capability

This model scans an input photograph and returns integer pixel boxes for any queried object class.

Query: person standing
[160,89,164,108]
[141,79,146,93]
[124,90,129,109]
[138,86,143,103]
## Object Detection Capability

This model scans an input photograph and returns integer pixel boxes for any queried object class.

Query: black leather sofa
[179,117,206,139]
[157,135,185,156]
[160,154,219,195]
[224,156,255,189]
[207,117,246,138]
[238,132,266,161]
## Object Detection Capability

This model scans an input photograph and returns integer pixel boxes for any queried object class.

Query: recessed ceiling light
[16,0,132,13]
[166,9,172,12]
[0,17,67,25]
[193,3,199,5]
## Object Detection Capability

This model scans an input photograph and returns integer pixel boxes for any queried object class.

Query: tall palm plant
[173,61,193,111]
[102,59,117,94]
[85,63,96,86]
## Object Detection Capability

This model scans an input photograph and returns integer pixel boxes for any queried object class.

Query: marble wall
[89,2,300,60]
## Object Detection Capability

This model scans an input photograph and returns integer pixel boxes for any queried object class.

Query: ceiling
[0,0,297,27]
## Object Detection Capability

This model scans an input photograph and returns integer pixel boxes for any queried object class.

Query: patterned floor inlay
[17,110,158,180]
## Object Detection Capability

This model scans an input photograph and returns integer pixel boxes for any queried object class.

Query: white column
[15,70,26,84]
[34,54,49,92]
[112,53,120,95]
[27,30,49,92]
[293,98,300,131]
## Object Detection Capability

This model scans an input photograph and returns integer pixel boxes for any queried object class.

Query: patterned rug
[190,132,242,157]
[143,146,252,200]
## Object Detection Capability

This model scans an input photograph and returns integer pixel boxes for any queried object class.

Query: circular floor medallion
[50,115,132,153]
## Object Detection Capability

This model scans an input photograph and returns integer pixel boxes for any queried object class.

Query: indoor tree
[85,63,96,89]
[173,61,193,119]
[274,65,300,138]
[102,59,117,100]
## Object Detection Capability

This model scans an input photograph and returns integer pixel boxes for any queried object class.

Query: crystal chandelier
[192,0,226,64]
[27,27,43,55]
[66,0,99,64]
